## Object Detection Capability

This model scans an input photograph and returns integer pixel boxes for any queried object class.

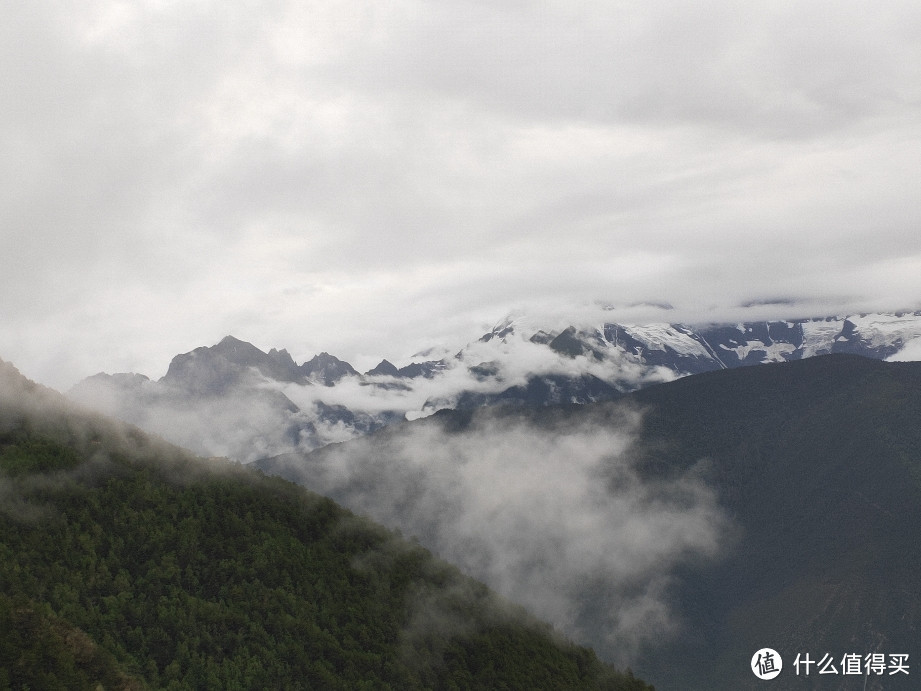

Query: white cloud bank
[270,407,732,664]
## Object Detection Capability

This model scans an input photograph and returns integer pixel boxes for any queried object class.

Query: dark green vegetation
[0,593,143,690]
[0,360,651,690]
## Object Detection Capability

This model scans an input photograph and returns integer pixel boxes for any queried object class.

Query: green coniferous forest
[0,360,652,690]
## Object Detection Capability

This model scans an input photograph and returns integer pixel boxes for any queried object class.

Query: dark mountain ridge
[162,335,360,393]
[626,355,921,689]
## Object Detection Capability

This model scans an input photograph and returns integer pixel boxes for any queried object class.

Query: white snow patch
[800,318,845,357]
[846,313,921,349]
[887,336,921,362]
[618,324,712,358]
[721,340,797,363]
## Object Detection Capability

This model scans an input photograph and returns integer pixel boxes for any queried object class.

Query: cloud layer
[3,1,921,389]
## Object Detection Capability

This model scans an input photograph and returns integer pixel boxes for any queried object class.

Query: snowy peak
[479,311,921,378]
[834,312,921,357]
[601,323,717,373]
[479,317,518,344]
[693,313,921,369]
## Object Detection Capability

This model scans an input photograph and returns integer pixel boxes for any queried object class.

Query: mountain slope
[0,358,650,690]
[257,354,921,690]
[628,354,921,689]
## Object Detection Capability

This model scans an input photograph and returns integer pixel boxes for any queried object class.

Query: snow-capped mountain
[550,311,921,373]
[69,311,921,461]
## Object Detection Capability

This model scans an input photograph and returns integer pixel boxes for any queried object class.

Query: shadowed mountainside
[627,354,921,689]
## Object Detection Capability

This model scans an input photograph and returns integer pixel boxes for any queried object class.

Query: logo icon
[752,648,782,680]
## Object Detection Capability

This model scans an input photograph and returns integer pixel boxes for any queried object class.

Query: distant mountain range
[256,354,921,690]
[70,311,921,461]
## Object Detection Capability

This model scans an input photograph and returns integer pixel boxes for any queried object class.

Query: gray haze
[268,407,731,664]
[3,2,921,389]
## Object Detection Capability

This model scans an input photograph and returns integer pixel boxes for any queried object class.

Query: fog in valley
[266,405,732,664]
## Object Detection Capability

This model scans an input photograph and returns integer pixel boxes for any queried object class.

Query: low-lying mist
[267,405,731,664]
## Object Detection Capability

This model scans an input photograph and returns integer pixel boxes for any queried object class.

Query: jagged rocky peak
[210,337,300,380]
[547,326,584,358]
[161,336,307,393]
[300,352,359,386]
[528,330,556,345]
[107,334,363,393]
[548,326,606,361]
[212,335,265,360]
[267,346,297,369]
[366,359,401,377]
[394,360,447,379]
[365,357,446,379]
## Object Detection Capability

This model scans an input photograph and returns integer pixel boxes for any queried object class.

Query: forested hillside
[0,359,651,690]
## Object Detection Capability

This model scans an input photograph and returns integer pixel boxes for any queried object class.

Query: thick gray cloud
[2,1,921,389]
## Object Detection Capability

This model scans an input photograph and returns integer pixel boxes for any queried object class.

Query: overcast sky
[3,1,921,390]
